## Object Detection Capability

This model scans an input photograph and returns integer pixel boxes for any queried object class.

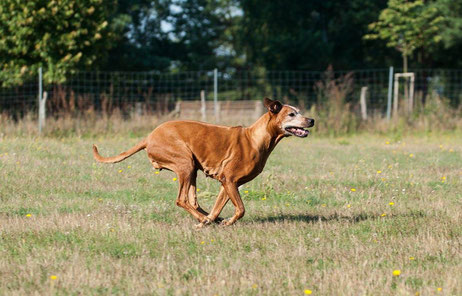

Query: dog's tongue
[288,127,309,137]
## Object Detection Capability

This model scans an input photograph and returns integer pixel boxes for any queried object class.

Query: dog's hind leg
[187,170,210,216]
[175,169,211,226]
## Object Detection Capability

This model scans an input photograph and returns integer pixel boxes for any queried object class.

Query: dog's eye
[288,113,295,117]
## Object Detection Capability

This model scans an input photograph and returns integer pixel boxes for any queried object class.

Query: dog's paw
[194,222,206,230]
[194,217,212,230]
[220,219,234,226]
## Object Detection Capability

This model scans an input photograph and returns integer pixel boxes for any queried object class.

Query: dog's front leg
[221,182,245,226]
[205,186,229,223]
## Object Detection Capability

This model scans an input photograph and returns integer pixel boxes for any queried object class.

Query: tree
[237,0,389,70]
[0,0,116,85]
[364,0,444,72]
[104,0,240,71]
[169,0,236,70]
[103,0,177,71]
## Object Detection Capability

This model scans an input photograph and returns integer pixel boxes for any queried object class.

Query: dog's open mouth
[285,126,310,137]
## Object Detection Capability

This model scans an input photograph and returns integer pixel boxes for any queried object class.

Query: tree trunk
[403,54,408,73]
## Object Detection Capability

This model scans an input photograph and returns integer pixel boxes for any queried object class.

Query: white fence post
[200,90,206,121]
[386,66,393,121]
[393,74,399,118]
[360,86,368,120]
[393,72,415,118]
[38,67,47,134]
[409,74,415,113]
[213,68,218,122]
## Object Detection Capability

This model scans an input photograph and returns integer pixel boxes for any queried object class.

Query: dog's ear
[263,98,282,114]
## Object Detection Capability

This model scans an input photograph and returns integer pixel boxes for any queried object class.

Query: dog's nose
[308,118,315,126]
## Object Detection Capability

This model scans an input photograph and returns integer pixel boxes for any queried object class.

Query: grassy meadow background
[0,127,461,295]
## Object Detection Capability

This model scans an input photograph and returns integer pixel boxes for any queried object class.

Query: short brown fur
[93,98,314,227]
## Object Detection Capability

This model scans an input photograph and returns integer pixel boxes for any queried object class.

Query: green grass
[0,133,461,295]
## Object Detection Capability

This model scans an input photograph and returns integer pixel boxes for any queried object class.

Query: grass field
[0,131,461,295]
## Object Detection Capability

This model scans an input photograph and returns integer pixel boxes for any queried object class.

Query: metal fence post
[386,66,394,121]
[213,68,218,122]
[37,67,47,134]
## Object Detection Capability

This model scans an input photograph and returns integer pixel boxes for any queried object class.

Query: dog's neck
[246,112,285,153]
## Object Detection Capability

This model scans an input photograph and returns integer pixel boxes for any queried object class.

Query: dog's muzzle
[284,118,314,138]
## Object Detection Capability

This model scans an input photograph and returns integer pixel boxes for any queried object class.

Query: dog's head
[264,98,314,138]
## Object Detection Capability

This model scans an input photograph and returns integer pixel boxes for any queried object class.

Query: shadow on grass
[249,211,426,224]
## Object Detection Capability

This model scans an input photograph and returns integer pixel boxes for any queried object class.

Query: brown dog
[93,98,314,227]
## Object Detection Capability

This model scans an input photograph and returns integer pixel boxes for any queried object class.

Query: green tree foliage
[3,0,462,81]
[364,0,444,72]
[104,0,176,71]
[428,0,462,67]
[434,0,462,47]
[237,0,389,70]
[0,0,116,85]
[105,0,241,71]
[170,0,241,70]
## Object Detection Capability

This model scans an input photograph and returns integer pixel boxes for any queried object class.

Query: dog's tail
[93,139,147,163]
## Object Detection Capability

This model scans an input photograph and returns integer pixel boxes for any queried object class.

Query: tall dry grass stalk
[311,66,358,135]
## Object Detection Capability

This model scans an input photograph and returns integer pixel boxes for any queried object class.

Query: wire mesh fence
[1,68,461,119]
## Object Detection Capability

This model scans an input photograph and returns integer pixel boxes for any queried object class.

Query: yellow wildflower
[244,190,249,194]
[50,275,58,280]
[26,214,32,217]
[385,141,390,145]
[172,177,177,181]
[127,165,131,169]
[350,188,356,192]
[437,287,442,292]
[409,257,415,260]
[261,196,267,201]
[409,153,414,158]
[381,213,387,217]
[304,289,312,295]
[155,171,160,174]
[347,204,351,208]
[389,202,394,206]
[392,270,401,276]
[118,169,123,173]
[377,170,382,174]
[200,241,205,245]
[196,188,200,192]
